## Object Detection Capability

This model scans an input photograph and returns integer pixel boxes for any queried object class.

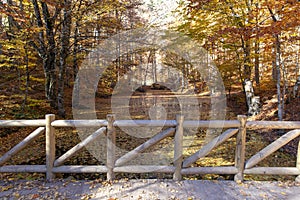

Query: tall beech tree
[31,0,59,106]
[57,0,72,117]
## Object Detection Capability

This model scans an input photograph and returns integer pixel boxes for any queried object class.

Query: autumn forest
[0,0,299,120]
[1,0,300,184]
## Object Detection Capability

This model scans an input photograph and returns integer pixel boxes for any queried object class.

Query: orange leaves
[181,0,300,41]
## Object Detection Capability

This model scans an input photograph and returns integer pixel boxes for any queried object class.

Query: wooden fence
[0,114,300,182]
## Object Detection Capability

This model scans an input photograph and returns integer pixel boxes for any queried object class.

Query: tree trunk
[254,36,260,85]
[241,36,251,80]
[275,34,283,121]
[268,6,283,121]
[44,65,56,104]
[282,60,288,117]
[7,0,15,39]
[0,11,2,55]
[152,51,157,83]
[19,0,23,10]
[293,76,300,98]
[73,20,79,82]
[31,0,46,56]
[57,0,72,117]
[0,3,2,28]
[42,1,57,105]
[144,51,152,85]
[22,42,29,111]
[293,47,300,98]
[72,0,83,82]
[31,0,57,106]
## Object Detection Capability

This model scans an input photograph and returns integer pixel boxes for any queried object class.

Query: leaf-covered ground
[0,79,299,182]
[1,179,300,200]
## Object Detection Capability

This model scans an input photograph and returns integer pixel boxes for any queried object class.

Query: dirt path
[1,179,299,200]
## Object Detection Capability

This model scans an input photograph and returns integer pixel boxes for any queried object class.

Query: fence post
[234,115,247,182]
[296,140,300,182]
[46,114,55,180]
[173,114,184,181]
[107,114,116,181]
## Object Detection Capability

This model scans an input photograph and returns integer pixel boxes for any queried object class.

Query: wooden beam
[51,120,107,127]
[181,166,238,175]
[0,119,240,128]
[114,165,175,173]
[115,128,175,167]
[244,167,300,175]
[107,114,116,181]
[114,120,240,128]
[46,114,55,180]
[52,165,108,173]
[183,120,240,128]
[0,165,46,173]
[0,120,45,127]
[246,121,300,129]
[296,139,300,182]
[173,115,184,181]
[183,129,238,168]
[234,115,247,182]
[54,127,106,167]
[114,120,176,127]
[245,129,300,169]
[0,127,45,166]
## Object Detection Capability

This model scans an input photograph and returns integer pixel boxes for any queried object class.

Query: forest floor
[0,77,300,183]
[1,76,300,199]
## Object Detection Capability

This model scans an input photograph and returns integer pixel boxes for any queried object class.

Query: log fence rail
[0,114,299,182]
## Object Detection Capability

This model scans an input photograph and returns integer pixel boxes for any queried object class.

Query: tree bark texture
[268,6,283,121]
[275,35,283,121]
[58,0,72,117]
[244,80,260,116]
[31,0,57,107]
[254,36,260,85]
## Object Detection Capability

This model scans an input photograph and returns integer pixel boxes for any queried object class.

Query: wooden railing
[0,114,300,182]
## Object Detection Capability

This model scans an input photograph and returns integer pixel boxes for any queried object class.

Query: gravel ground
[0,179,300,200]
